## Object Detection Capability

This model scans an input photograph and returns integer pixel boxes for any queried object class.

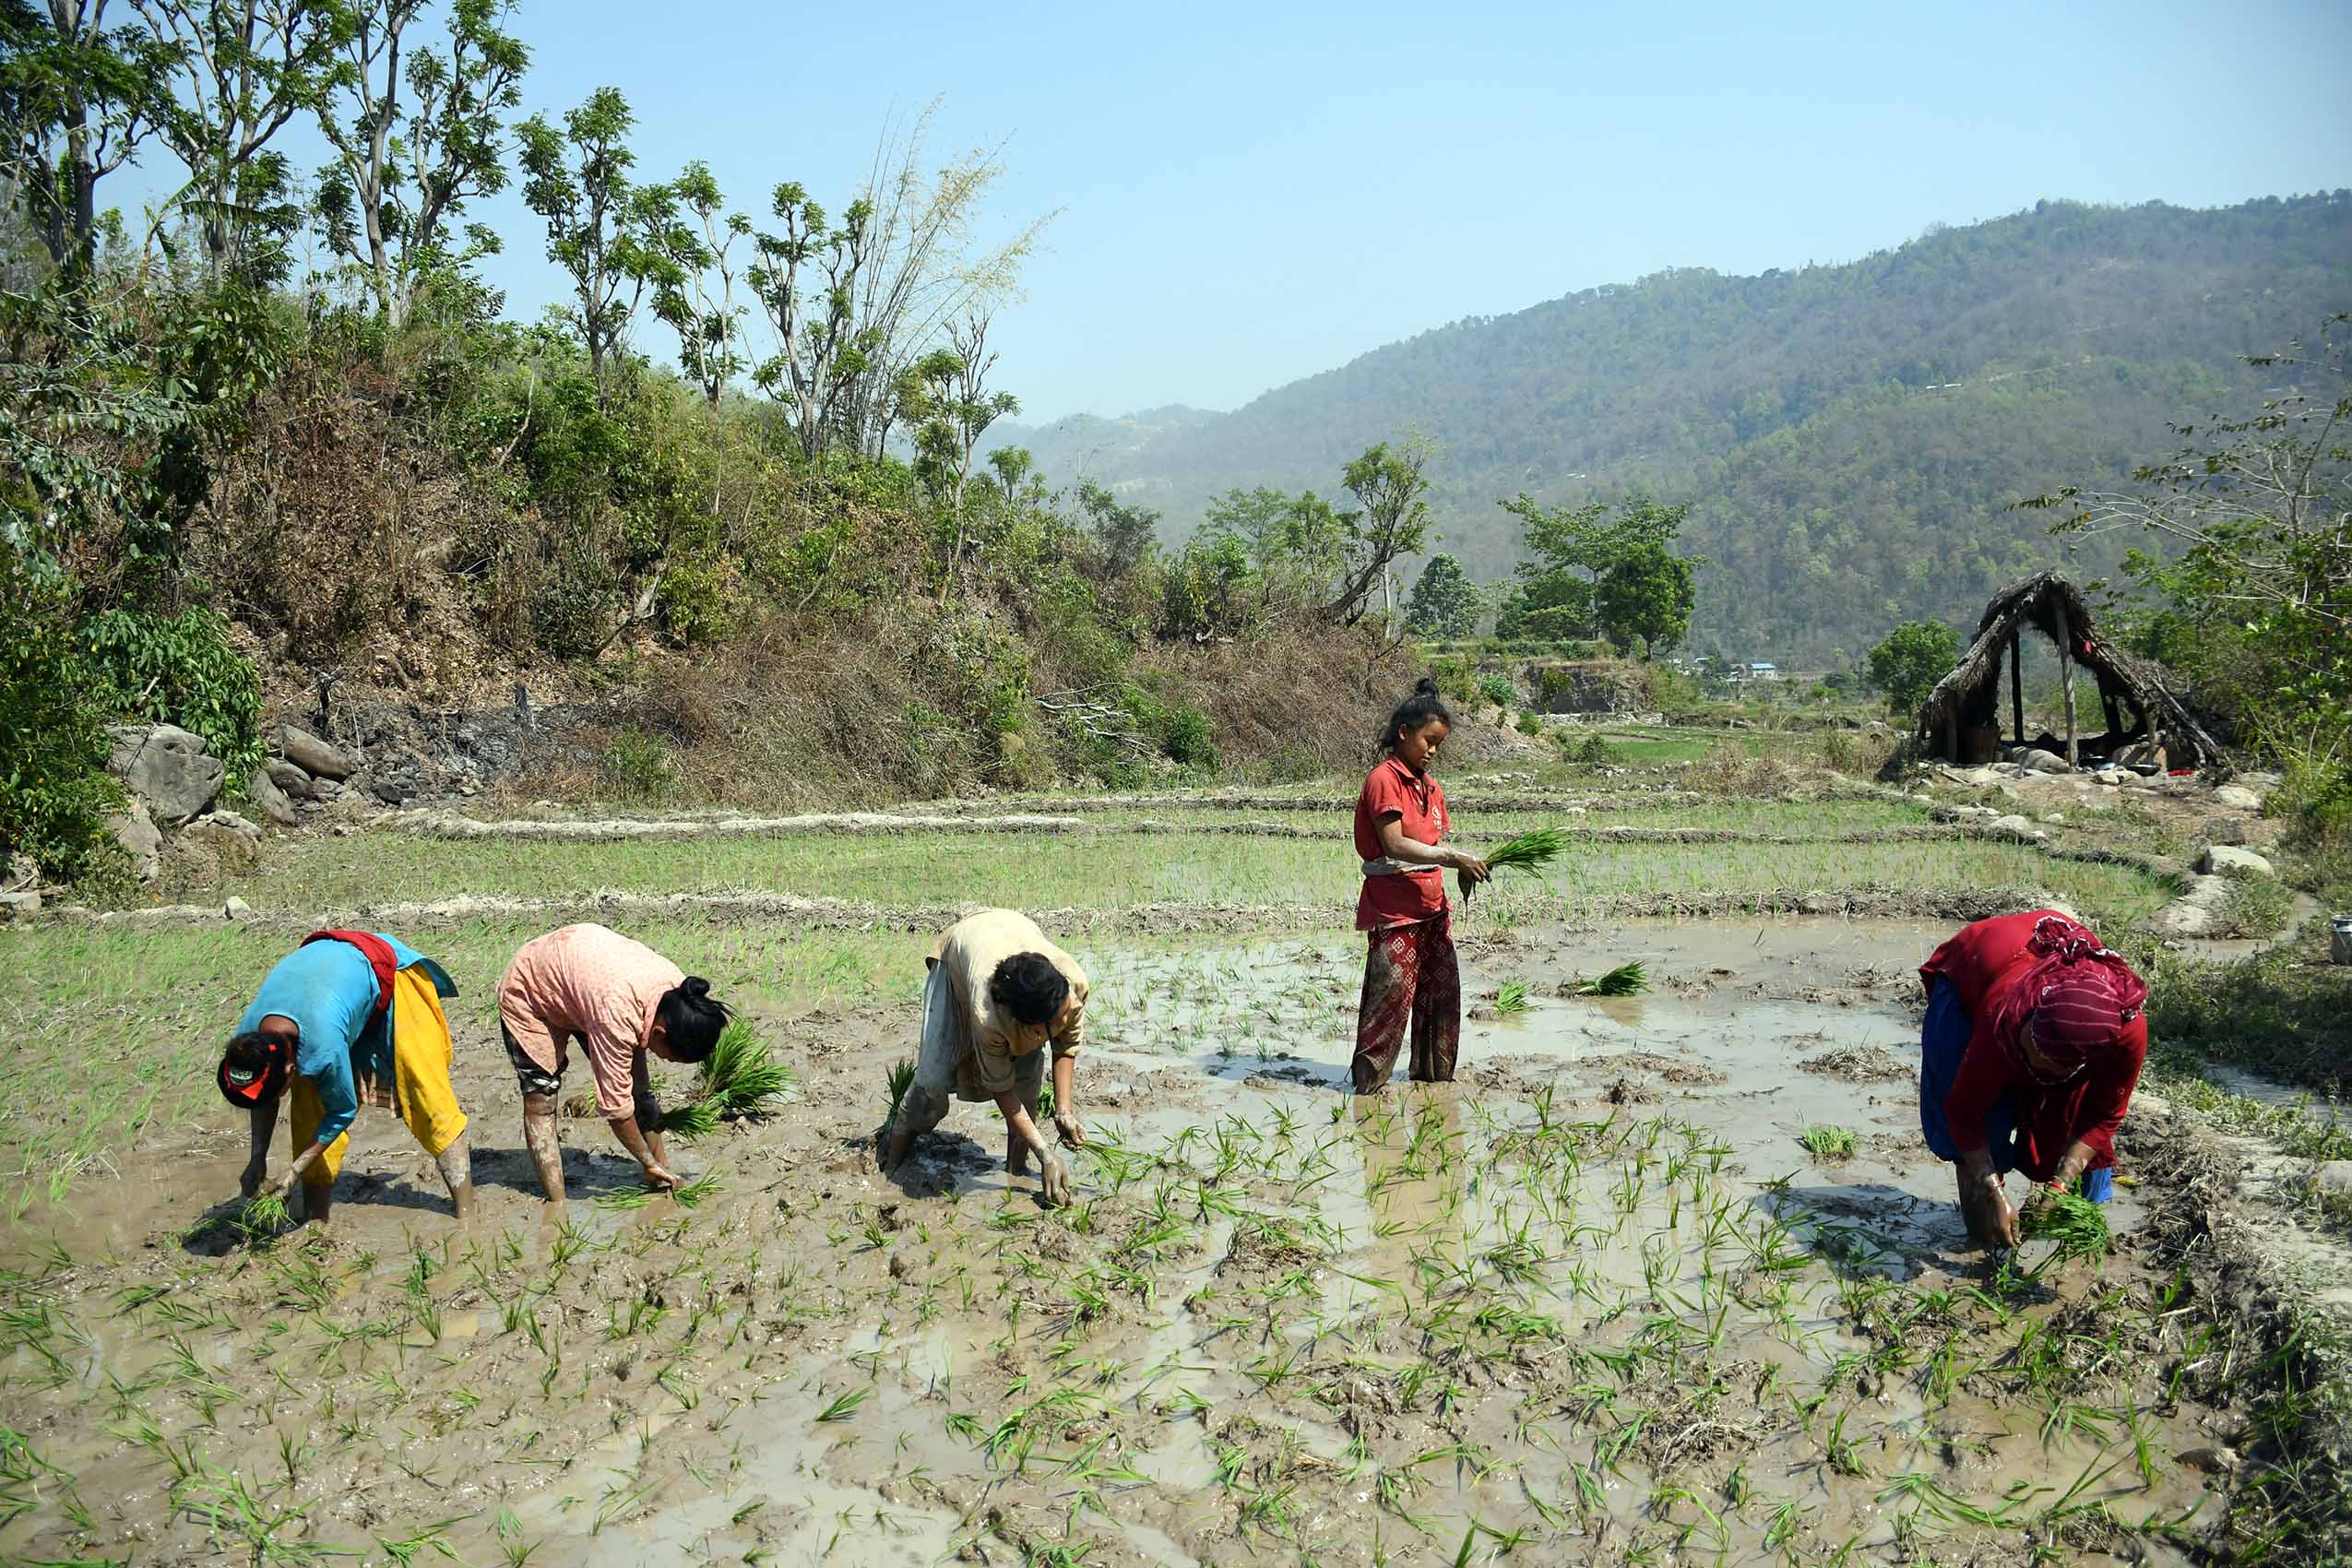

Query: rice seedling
[658,1099,720,1139]
[239,1192,292,1239]
[662,1018,795,1138]
[1568,960,1649,997]
[816,1387,870,1422]
[885,1058,918,1125]
[1493,980,1529,1016]
[1798,1125,1859,1161]
[2019,1190,2111,1275]
[1482,826,1567,879]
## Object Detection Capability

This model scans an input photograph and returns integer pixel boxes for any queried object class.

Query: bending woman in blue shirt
[220,930,475,1227]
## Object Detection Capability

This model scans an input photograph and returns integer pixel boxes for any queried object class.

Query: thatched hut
[1914,573,2219,769]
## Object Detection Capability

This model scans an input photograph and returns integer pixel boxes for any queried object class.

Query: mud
[1,917,2324,1566]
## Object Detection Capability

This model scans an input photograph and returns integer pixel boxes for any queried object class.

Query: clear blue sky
[115,0,2352,420]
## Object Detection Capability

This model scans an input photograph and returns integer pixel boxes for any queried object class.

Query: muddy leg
[434,1132,475,1222]
[1008,1053,1043,1177]
[298,1179,335,1228]
[1954,1163,1991,1247]
[522,1091,566,1210]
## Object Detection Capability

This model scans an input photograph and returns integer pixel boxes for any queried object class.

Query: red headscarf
[1982,914,2148,1078]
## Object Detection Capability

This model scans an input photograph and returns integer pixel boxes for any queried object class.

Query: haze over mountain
[989,193,2352,663]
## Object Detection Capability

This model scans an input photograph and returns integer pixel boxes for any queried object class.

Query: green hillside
[1000,193,2352,660]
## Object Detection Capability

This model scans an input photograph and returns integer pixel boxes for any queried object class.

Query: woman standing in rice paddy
[1917,909,2150,1249]
[219,930,474,1227]
[1349,680,1490,1093]
[495,923,731,1211]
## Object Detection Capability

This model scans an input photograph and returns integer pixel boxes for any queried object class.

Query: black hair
[989,952,1070,1028]
[654,977,731,1063]
[220,1028,295,1102]
[224,1029,291,1074]
[1379,678,1454,753]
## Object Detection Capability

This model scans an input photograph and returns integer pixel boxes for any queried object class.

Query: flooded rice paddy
[0,917,2269,1566]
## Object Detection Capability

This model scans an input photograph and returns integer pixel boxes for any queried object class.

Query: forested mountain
[993,194,2352,662]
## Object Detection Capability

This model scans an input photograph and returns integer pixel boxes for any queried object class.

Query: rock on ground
[2307,1162,2352,1202]
[105,797,162,880]
[280,725,356,780]
[246,766,301,828]
[106,724,223,828]
[2204,815,2248,847]
[2213,784,2263,811]
[2152,873,2237,937]
[265,759,315,800]
[2200,845,2275,877]
[2013,748,2073,773]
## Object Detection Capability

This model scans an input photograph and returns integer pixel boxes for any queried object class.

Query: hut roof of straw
[1912,572,2220,765]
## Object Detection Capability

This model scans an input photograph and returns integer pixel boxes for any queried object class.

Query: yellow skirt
[291,967,469,1187]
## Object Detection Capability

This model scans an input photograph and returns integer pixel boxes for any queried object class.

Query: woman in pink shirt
[496,923,731,1208]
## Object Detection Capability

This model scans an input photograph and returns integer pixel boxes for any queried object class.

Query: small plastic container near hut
[2333,914,2352,966]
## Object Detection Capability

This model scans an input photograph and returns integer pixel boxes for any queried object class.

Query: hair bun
[682,976,711,999]
[1414,677,1441,697]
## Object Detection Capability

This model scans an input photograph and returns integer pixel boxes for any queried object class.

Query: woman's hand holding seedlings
[1053,1110,1087,1149]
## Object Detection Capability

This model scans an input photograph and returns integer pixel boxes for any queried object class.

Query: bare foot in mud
[878,1125,912,1172]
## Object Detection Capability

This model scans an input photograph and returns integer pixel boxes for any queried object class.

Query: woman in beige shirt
[496,923,731,1209]
[880,909,1088,1206]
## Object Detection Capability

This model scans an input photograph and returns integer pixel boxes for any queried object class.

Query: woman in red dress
[1349,681,1491,1093]
[1918,909,2150,1247]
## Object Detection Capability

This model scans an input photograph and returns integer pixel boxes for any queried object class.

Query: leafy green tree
[1868,620,1959,712]
[1324,436,1434,626]
[645,159,748,410]
[907,311,1018,602]
[1404,552,1479,637]
[517,85,658,403]
[1595,540,1695,653]
[1493,568,1591,641]
[747,178,872,458]
[2037,313,2350,809]
[134,0,339,279]
[1075,480,1158,578]
[314,0,529,325]
[0,0,166,276]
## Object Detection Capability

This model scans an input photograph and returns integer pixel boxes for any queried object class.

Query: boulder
[2213,784,2263,812]
[280,725,356,781]
[2204,816,2249,848]
[105,724,223,828]
[105,797,161,880]
[2200,845,2275,877]
[2152,874,2235,938]
[0,889,39,919]
[202,808,263,843]
[2305,1161,2352,1202]
[179,816,261,873]
[246,766,301,829]
[265,759,315,801]
[2013,747,2073,773]
[1986,814,2037,837]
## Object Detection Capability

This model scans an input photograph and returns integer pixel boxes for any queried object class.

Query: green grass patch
[1799,1125,1859,1159]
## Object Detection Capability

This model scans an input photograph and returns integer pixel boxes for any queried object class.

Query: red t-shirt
[1353,754,1451,931]
[1919,909,2147,1178]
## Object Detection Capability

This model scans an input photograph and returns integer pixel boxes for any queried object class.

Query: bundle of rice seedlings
[1569,960,1648,997]
[1483,826,1567,876]
[238,1193,291,1238]
[702,1019,794,1115]
[1493,980,1529,1016]
[2021,1189,2110,1272]
[659,1099,721,1138]
[884,1059,917,1126]
[1798,1125,1858,1159]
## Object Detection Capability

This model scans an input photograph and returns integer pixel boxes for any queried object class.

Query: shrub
[1478,672,1515,708]
[599,726,678,802]
[0,559,124,880]
[1164,704,1216,768]
[77,606,266,779]
[1516,711,1543,735]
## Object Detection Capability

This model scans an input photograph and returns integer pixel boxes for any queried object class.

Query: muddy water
[0,920,2247,1565]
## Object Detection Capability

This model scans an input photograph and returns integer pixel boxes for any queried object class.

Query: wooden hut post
[2055,600,2079,766]
[2009,629,2025,745]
